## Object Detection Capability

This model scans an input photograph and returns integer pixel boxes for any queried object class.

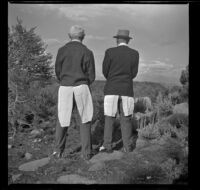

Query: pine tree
[8,18,53,134]
[179,65,189,102]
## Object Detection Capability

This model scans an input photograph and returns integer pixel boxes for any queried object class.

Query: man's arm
[102,50,111,79]
[87,51,96,85]
[55,48,62,82]
[132,51,139,79]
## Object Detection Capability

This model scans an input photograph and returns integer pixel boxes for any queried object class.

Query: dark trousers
[103,97,134,151]
[54,94,92,157]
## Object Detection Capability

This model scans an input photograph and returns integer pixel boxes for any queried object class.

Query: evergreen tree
[179,65,189,102]
[180,65,189,86]
[8,18,53,132]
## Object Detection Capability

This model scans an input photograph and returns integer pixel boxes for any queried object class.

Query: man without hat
[52,25,96,160]
[100,29,139,153]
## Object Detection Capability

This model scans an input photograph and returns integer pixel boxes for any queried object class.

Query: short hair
[69,25,85,39]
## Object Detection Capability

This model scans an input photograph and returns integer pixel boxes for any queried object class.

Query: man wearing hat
[100,29,139,153]
[52,25,96,160]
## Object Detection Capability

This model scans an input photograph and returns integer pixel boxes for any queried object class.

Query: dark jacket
[102,45,139,97]
[55,41,96,86]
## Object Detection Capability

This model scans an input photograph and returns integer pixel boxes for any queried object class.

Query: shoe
[50,151,63,159]
[121,147,133,153]
[99,146,113,153]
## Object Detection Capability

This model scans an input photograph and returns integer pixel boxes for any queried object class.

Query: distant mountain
[49,78,179,103]
[91,80,171,103]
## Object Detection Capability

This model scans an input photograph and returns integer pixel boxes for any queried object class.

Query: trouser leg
[103,116,115,150]
[119,97,134,151]
[54,120,68,153]
[80,122,92,156]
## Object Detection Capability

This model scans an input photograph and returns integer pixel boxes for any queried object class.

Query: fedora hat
[69,25,85,38]
[113,29,132,39]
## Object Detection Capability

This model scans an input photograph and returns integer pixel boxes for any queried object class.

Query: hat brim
[113,35,132,39]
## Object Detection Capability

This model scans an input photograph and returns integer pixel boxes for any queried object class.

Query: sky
[8,3,189,85]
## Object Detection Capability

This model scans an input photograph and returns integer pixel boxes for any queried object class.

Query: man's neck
[71,39,82,43]
[118,42,128,46]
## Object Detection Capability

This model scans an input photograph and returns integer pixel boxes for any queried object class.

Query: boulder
[88,162,106,171]
[173,102,188,115]
[57,174,96,184]
[18,157,50,171]
[90,150,124,164]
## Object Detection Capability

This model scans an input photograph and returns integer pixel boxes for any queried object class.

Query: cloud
[138,58,173,75]
[32,4,176,22]
[86,35,106,40]
[151,60,173,69]
[34,4,111,21]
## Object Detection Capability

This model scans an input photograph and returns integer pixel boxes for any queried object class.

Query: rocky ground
[8,118,188,184]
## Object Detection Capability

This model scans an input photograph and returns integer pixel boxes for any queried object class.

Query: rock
[136,138,148,148]
[8,144,12,149]
[12,174,22,182]
[88,162,106,171]
[25,152,33,160]
[89,151,124,164]
[30,129,43,137]
[57,174,96,184]
[18,157,50,171]
[173,102,188,115]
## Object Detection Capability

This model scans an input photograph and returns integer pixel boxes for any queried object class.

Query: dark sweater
[55,41,96,86]
[102,45,139,97]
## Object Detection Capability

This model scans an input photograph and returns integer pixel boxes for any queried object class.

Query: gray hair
[68,25,85,39]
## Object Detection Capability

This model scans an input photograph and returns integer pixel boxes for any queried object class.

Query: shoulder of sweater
[83,45,94,56]
[105,47,117,53]
[105,47,139,55]
[128,47,139,55]
[58,42,91,52]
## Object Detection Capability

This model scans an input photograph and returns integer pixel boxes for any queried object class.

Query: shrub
[157,123,188,167]
[169,91,182,105]
[134,97,152,113]
[166,113,188,128]
[179,65,189,102]
[157,120,188,142]
[160,158,183,183]
[138,123,160,140]
[92,96,105,126]
[155,92,174,118]
[9,82,58,131]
